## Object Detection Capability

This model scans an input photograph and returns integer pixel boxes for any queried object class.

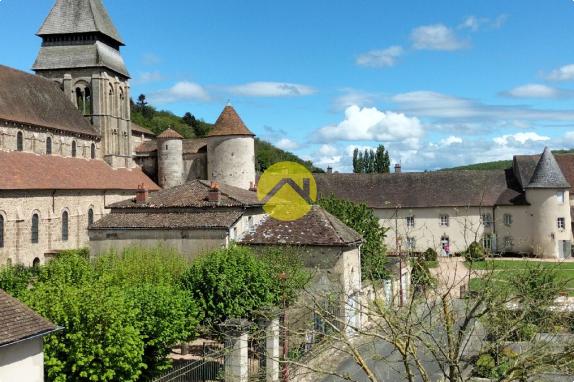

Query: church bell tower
[33,0,133,168]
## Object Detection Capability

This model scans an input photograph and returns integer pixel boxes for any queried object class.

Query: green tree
[0,264,37,298]
[375,145,391,173]
[318,196,387,280]
[353,148,360,173]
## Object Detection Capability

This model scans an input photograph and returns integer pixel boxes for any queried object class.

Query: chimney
[249,181,257,192]
[394,163,402,174]
[136,184,148,203]
[327,166,333,174]
[208,181,221,203]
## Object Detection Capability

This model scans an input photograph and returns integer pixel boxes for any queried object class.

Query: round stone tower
[525,147,572,258]
[207,105,256,190]
[157,128,184,189]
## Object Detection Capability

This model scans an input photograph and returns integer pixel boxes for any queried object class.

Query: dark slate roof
[90,210,243,230]
[157,128,184,139]
[526,148,570,189]
[514,153,574,192]
[240,206,362,247]
[0,66,98,137]
[131,123,155,136]
[0,151,159,191]
[111,180,261,209]
[315,169,526,209]
[37,0,124,45]
[33,42,129,78]
[0,289,57,347]
[208,105,255,137]
[135,138,207,155]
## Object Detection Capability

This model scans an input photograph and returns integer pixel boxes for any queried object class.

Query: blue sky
[3,0,574,172]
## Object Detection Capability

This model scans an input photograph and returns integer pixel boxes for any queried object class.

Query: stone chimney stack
[136,184,148,203]
[327,166,333,174]
[208,181,221,203]
[394,163,402,173]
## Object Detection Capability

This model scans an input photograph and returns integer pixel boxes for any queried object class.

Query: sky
[2,0,574,172]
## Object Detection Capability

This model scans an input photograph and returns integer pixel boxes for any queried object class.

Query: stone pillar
[265,317,280,382]
[221,319,252,382]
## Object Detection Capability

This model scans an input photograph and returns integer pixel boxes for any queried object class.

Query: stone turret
[157,129,184,189]
[33,0,133,168]
[207,105,256,190]
[526,147,572,258]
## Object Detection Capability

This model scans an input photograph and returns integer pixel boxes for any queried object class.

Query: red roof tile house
[0,289,58,382]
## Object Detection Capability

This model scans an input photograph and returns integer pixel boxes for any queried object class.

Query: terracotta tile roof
[90,210,243,230]
[131,123,155,136]
[37,0,124,45]
[157,128,184,139]
[0,151,159,191]
[0,289,57,347]
[208,105,255,137]
[315,169,525,209]
[135,138,207,155]
[0,66,99,137]
[111,180,261,209]
[240,206,362,247]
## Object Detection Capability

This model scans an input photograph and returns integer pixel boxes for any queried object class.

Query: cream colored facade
[207,136,256,190]
[0,338,44,382]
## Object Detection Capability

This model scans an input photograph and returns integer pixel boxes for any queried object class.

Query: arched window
[91,143,96,159]
[62,211,69,241]
[46,137,52,155]
[76,87,85,113]
[0,215,4,248]
[16,131,23,151]
[72,141,77,157]
[31,214,39,244]
[88,208,94,226]
[33,258,40,268]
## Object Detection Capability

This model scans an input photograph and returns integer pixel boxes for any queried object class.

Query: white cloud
[227,82,316,97]
[411,24,467,51]
[503,84,562,99]
[142,53,162,66]
[459,15,507,31]
[331,89,380,111]
[275,138,300,151]
[319,144,339,156]
[356,46,403,68]
[149,81,210,103]
[564,131,574,145]
[135,71,164,84]
[440,136,463,146]
[312,105,424,145]
[546,64,574,82]
[493,132,550,146]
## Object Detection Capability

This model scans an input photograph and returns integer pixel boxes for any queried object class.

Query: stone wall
[0,190,133,266]
[207,136,256,190]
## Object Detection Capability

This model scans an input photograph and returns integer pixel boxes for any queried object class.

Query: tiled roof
[157,128,184,139]
[111,179,261,209]
[131,123,155,136]
[90,210,243,230]
[37,0,124,45]
[135,138,207,155]
[515,153,574,192]
[315,169,525,209]
[33,41,129,78]
[0,151,159,191]
[527,147,571,189]
[240,206,362,247]
[0,66,99,137]
[0,289,57,347]
[208,105,255,137]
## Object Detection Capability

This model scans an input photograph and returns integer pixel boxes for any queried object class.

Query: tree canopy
[353,145,391,174]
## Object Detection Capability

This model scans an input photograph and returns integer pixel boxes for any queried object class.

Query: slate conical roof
[208,105,255,137]
[527,147,571,189]
[37,0,124,45]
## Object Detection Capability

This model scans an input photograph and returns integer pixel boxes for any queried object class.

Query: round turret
[157,128,184,189]
[207,105,256,190]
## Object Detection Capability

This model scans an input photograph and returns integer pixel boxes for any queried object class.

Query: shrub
[0,264,37,297]
[411,257,434,292]
[423,248,438,262]
[464,241,485,262]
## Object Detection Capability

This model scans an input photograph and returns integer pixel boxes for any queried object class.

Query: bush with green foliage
[464,241,486,262]
[0,264,37,298]
[410,257,434,292]
[423,247,438,262]
[318,196,388,280]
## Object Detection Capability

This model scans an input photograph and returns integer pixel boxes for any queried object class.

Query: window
[558,217,566,230]
[557,191,565,205]
[71,141,77,157]
[504,214,512,226]
[16,131,23,151]
[406,237,416,251]
[481,213,492,228]
[248,216,254,232]
[504,236,513,249]
[482,234,494,252]
[46,137,52,155]
[90,143,96,159]
[440,214,449,227]
[62,211,69,241]
[0,215,3,248]
[88,208,94,226]
[406,216,415,228]
[31,214,39,244]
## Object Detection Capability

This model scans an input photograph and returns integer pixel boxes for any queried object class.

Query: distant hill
[130,97,323,173]
[444,149,574,171]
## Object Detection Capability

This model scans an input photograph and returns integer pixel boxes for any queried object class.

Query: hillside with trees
[131,94,323,173]
[445,149,574,171]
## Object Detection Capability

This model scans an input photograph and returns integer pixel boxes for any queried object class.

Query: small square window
[406,237,416,250]
[558,217,566,230]
[406,216,415,228]
[481,214,492,228]
[440,215,449,227]
[504,214,512,226]
[504,236,513,249]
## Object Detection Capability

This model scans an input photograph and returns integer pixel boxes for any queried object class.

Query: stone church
[0,0,258,266]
